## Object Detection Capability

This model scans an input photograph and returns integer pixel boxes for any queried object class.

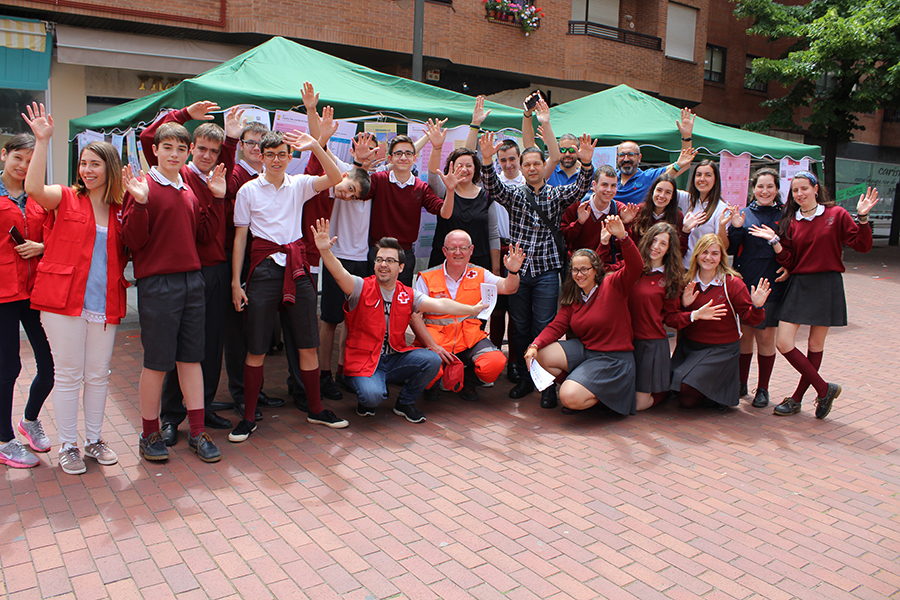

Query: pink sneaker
[18,418,51,452]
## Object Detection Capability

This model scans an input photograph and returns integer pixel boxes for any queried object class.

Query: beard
[618,162,636,176]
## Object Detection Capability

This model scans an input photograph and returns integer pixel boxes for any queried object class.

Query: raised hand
[311,218,337,252]
[576,201,591,224]
[224,106,245,138]
[424,117,448,147]
[22,102,53,140]
[576,133,596,164]
[284,130,317,153]
[676,146,698,171]
[471,96,491,126]
[677,107,695,139]
[605,214,626,240]
[857,187,879,216]
[621,203,639,225]
[437,162,464,190]
[682,281,699,307]
[599,221,611,246]
[719,204,737,227]
[122,165,149,204]
[301,81,319,113]
[504,243,525,273]
[479,131,501,162]
[730,206,746,228]
[208,163,227,198]
[750,277,771,308]
[683,210,708,232]
[352,132,377,164]
[319,106,338,141]
[185,101,219,121]
[535,97,551,126]
[748,223,777,241]
[693,299,727,321]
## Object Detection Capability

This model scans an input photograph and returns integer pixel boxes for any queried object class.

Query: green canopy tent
[68,36,524,138]
[548,84,822,163]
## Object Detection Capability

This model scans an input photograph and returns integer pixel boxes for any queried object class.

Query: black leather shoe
[509,378,534,399]
[160,422,178,447]
[293,394,309,413]
[739,383,749,397]
[210,400,235,412]
[235,402,263,421]
[540,386,558,409]
[204,413,232,429]
[507,362,523,384]
[704,400,728,413]
[751,388,770,408]
[257,392,285,407]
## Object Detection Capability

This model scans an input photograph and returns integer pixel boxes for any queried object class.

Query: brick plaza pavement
[2,242,900,600]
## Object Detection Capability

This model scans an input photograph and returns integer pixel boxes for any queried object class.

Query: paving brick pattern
[2,244,899,599]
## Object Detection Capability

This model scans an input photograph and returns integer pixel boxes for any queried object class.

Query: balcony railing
[567,21,662,51]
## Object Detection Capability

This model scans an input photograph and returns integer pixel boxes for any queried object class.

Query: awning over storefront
[0,17,51,90]
[56,25,246,76]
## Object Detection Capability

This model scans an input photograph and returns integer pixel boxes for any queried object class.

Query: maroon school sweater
[122,178,222,279]
[681,274,764,345]
[776,205,872,274]
[140,108,237,266]
[629,271,692,340]
[533,235,642,352]
[364,171,443,248]
[561,200,627,258]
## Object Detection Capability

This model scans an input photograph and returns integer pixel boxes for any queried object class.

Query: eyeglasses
[443,245,472,254]
[559,147,577,154]
[374,257,399,265]
[241,140,259,147]
[617,152,638,158]
[263,152,290,161]
[391,150,415,158]
[571,266,594,275]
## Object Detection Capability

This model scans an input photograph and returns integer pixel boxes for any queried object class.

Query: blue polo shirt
[546,164,579,187]
[616,166,668,205]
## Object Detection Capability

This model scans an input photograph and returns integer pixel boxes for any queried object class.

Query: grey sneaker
[0,439,39,468]
[18,418,51,452]
[58,446,87,475]
[84,440,118,465]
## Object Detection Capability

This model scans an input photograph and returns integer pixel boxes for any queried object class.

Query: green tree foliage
[733,0,900,191]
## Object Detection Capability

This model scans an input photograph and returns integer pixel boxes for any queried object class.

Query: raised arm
[301,81,321,142]
[286,131,342,192]
[312,219,357,296]
[536,98,560,179]
[139,101,219,167]
[522,92,538,148]
[464,96,491,151]
[495,244,524,295]
[21,102,63,210]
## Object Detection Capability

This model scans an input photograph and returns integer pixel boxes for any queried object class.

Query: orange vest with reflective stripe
[419,264,486,354]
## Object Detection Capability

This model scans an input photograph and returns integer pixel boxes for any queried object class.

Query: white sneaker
[58,447,87,475]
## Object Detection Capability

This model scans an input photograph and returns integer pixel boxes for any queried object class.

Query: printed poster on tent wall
[779,157,810,200]
[720,151,751,208]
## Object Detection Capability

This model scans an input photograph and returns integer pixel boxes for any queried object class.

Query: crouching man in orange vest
[411,230,525,403]
[313,220,485,424]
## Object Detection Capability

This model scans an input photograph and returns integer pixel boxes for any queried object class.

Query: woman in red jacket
[629,222,725,411]
[749,171,878,418]
[671,233,770,411]
[524,215,642,414]
[0,133,54,469]
[24,103,128,475]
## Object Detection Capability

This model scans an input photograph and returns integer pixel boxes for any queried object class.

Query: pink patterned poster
[720,151,751,207]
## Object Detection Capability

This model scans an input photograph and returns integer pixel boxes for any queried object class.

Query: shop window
[705,45,726,83]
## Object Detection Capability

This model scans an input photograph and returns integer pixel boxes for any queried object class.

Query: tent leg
[412,0,424,82]
[890,180,900,246]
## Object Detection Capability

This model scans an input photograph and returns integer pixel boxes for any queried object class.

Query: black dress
[429,187,493,270]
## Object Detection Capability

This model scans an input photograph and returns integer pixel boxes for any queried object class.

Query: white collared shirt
[148,166,187,190]
[580,284,599,303]
[500,171,526,186]
[233,173,318,266]
[239,159,259,176]
[692,272,723,292]
[187,162,210,186]
[389,169,416,189]
[590,198,613,220]
[795,203,825,221]
[651,265,664,273]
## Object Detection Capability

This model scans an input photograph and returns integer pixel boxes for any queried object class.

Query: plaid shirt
[481,163,593,276]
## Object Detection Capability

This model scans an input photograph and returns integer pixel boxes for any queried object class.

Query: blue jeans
[508,268,560,369]
[346,349,441,407]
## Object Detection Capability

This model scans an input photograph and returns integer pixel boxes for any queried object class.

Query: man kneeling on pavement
[314,220,487,423]
[412,230,525,403]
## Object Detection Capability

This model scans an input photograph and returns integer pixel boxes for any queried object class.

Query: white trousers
[41,312,117,445]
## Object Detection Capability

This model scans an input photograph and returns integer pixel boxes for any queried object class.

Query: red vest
[418,264,487,354]
[343,276,415,377]
[30,188,129,324]
[0,195,49,303]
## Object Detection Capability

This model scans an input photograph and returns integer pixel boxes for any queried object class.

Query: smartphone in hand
[9,226,26,246]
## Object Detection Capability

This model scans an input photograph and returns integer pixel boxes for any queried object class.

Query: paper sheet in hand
[529,359,556,392]
[477,283,497,320]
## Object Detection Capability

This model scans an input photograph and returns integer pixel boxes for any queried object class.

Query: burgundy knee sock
[678,383,705,409]
[782,348,827,398]
[757,354,776,391]
[243,364,264,423]
[650,392,667,407]
[187,409,205,438]
[300,368,323,414]
[739,353,752,387]
[790,350,824,401]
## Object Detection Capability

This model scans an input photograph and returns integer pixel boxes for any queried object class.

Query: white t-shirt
[331,157,372,262]
[234,173,317,266]
[682,198,728,268]
[414,263,501,300]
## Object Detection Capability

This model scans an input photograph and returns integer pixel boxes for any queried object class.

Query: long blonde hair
[684,233,740,284]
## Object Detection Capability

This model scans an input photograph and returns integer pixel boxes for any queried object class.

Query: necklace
[800,205,817,215]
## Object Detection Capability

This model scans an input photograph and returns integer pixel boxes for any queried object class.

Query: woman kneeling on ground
[671,233,770,412]
[524,215,641,414]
